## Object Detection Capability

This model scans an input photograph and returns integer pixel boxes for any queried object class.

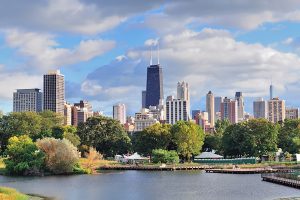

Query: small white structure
[194,152,223,159]
[123,153,149,164]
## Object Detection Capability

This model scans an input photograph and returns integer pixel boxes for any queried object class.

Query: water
[0,171,299,200]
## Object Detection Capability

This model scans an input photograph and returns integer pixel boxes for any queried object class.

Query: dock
[205,168,292,174]
[262,174,300,188]
[98,165,206,171]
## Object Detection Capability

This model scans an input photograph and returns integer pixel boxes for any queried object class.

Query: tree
[278,119,300,154]
[63,126,80,147]
[36,138,79,174]
[152,149,179,164]
[202,134,222,153]
[222,119,278,157]
[131,123,172,156]
[4,135,44,175]
[81,147,103,174]
[215,119,230,136]
[171,121,205,161]
[77,116,131,157]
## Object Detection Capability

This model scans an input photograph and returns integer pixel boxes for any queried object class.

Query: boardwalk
[262,174,300,189]
[98,165,206,171]
[205,168,292,174]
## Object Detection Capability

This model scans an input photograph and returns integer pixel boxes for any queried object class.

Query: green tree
[152,149,179,164]
[63,126,80,147]
[171,121,205,161]
[77,116,131,157]
[215,119,230,136]
[4,135,45,175]
[222,119,278,157]
[202,134,222,152]
[36,138,79,174]
[278,119,300,154]
[132,123,172,156]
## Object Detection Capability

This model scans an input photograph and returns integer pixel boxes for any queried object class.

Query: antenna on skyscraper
[150,45,153,66]
[157,40,160,65]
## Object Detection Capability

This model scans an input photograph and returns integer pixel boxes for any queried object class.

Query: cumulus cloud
[5,29,115,71]
[81,28,300,113]
[0,0,163,35]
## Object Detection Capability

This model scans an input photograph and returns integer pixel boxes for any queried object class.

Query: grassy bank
[0,187,29,200]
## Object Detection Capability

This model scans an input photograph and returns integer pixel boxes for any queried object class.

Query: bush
[4,135,44,175]
[36,138,79,174]
[152,149,179,164]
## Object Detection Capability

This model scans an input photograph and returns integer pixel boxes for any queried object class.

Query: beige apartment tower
[268,98,285,123]
[206,91,215,127]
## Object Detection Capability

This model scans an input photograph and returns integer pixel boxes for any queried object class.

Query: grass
[0,187,29,200]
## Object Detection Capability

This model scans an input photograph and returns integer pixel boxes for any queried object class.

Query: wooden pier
[98,165,206,171]
[205,168,291,174]
[262,174,300,189]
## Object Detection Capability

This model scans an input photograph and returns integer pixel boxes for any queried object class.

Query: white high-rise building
[113,103,126,124]
[64,102,72,126]
[13,89,43,112]
[177,81,190,119]
[43,70,65,115]
[235,92,244,122]
[268,98,285,123]
[206,91,215,127]
[166,96,188,125]
[253,98,267,119]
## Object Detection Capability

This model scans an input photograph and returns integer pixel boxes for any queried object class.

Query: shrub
[4,135,44,175]
[36,138,79,174]
[152,149,179,164]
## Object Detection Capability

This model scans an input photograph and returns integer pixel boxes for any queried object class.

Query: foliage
[77,116,131,157]
[4,135,45,175]
[36,137,79,174]
[278,119,300,154]
[151,149,179,164]
[131,123,172,156]
[0,187,29,200]
[81,147,103,174]
[171,121,205,161]
[222,119,278,157]
[202,134,222,153]
[0,111,63,153]
[214,119,230,136]
[63,126,80,147]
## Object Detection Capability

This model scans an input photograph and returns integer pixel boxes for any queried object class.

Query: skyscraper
[253,98,267,119]
[214,96,223,113]
[64,102,72,125]
[145,64,163,108]
[206,91,214,127]
[142,90,147,108]
[166,96,189,125]
[13,88,43,112]
[113,103,126,124]
[220,97,238,124]
[177,81,190,119]
[270,84,273,100]
[235,92,244,122]
[268,97,285,123]
[285,107,299,120]
[43,70,65,115]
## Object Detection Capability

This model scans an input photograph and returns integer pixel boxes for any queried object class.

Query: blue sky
[1,0,300,116]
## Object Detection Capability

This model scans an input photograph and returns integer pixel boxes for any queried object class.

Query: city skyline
[1,1,300,116]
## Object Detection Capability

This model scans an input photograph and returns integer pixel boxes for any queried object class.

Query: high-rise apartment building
[64,102,72,125]
[73,100,93,124]
[206,91,215,127]
[134,107,160,132]
[214,96,223,113]
[13,89,43,112]
[235,92,244,122]
[220,97,238,124]
[268,98,285,123]
[285,107,299,120]
[43,70,65,115]
[142,90,147,108]
[113,103,126,124]
[145,64,163,108]
[253,98,267,119]
[166,96,188,125]
[177,81,190,119]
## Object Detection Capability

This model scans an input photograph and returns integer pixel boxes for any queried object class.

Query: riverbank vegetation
[0,187,29,200]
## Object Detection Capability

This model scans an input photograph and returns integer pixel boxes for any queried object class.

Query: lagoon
[0,171,300,200]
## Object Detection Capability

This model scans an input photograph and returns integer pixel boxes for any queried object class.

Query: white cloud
[282,37,294,45]
[82,28,300,114]
[5,29,115,71]
[0,72,42,100]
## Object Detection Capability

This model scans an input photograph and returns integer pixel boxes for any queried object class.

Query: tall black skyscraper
[145,64,164,108]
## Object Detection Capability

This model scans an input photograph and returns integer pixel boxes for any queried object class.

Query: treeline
[204,118,300,158]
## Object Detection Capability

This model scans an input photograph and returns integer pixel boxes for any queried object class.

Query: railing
[261,170,300,188]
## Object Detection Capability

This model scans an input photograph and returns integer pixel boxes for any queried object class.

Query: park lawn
[0,187,29,200]
[79,158,119,173]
